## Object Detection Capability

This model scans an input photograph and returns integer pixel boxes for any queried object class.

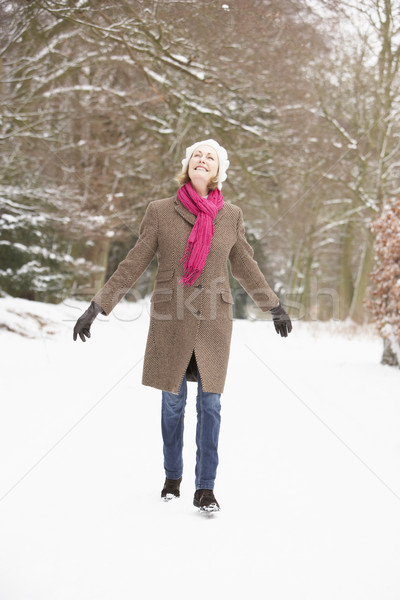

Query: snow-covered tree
[309,0,400,322]
[3,0,400,325]
[0,0,327,303]
[368,199,400,367]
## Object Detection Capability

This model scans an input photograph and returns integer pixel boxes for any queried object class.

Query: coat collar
[173,196,226,225]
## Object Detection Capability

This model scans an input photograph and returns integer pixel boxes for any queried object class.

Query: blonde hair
[176,164,220,191]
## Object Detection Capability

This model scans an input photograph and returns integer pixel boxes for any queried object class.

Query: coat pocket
[220,290,234,304]
[151,288,173,303]
[155,269,174,283]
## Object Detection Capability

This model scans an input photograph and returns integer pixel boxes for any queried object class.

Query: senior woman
[73,139,292,512]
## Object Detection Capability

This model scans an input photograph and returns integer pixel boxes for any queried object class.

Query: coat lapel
[173,197,226,225]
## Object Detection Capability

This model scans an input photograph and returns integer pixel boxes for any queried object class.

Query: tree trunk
[349,229,374,323]
[71,237,110,300]
[86,238,110,296]
[338,220,354,320]
[302,248,313,320]
[381,338,399,367]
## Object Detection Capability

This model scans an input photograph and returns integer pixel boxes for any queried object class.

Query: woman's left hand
[270,304,292,337]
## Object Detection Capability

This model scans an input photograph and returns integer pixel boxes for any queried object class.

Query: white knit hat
[181,139,230,190]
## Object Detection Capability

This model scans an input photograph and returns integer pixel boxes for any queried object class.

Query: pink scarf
[177,182,224,285]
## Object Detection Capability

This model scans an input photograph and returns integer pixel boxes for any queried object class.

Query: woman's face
[188,145,219,191]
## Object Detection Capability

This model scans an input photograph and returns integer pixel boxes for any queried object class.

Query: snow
[30,31,80,64]
[143,67,167,85]
[42,85,127,99]
[170,53,190,64]
[185,100,223,116]
[161,55,206,80]
[0,296,400,599]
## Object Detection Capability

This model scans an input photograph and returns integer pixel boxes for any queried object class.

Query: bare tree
[310,0,400,322]
[1,0,328,303]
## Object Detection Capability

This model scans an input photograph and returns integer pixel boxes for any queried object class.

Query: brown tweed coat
[92,196,279,394]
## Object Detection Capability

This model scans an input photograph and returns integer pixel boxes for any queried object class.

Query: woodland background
[0,0,399,358]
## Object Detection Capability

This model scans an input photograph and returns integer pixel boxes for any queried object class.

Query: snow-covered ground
[1,296,400,600]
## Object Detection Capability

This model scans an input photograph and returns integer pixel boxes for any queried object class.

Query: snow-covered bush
[368,199,400,367]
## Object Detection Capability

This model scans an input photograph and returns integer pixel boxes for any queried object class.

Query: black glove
[270,303,292,338]
[73,301,103,342]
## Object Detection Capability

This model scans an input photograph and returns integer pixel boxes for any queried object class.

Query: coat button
[195,284,203,289]
[195,310,201,316]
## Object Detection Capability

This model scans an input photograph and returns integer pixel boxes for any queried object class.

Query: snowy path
[0,297,400,599]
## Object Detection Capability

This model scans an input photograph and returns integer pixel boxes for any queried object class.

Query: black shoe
[161,477,182,501]
[193,489,220,512]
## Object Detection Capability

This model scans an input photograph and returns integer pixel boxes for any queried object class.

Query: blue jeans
[161,372,221,490]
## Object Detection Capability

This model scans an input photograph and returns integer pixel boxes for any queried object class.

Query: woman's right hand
[73,301,103,342]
